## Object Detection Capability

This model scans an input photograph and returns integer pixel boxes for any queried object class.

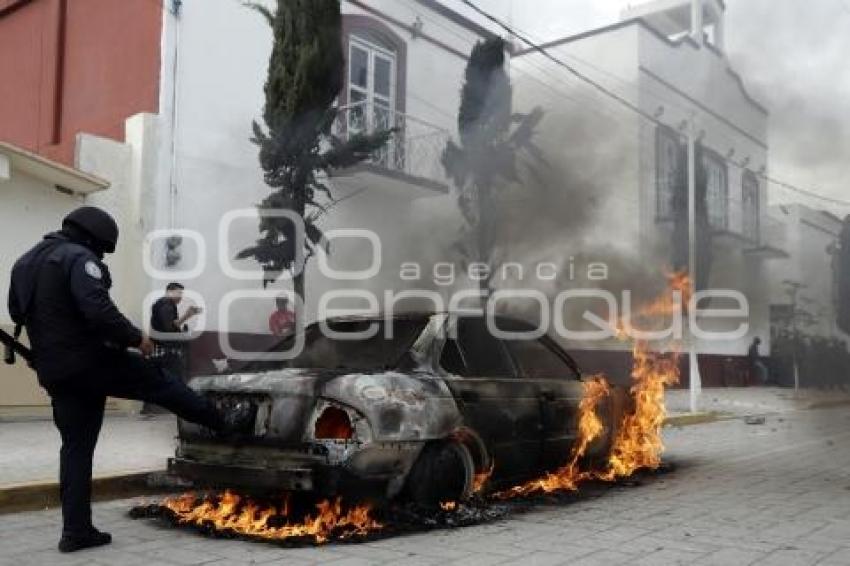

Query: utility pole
[687,0,704,414]
[783,279,806,391]
[686,115,702,414]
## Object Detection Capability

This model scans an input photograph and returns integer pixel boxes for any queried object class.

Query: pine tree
[239,0,393,303]
[442,37,543,297]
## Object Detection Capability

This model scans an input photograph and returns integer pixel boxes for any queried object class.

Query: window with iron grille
[742,170,760,243]
[656,127,682,220]
[702,149,728,231]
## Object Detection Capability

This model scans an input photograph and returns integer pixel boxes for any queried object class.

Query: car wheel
[405,441,474,507]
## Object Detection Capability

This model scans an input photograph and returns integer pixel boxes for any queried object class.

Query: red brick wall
[0,0,162,166]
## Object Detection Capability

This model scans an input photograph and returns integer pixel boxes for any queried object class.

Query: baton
[0,328,33,365]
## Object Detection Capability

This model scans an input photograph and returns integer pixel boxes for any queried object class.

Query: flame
[163,490,382,544]
[494,376,610,498]
[495,272,687,498]
[596,342,679,481]
[153,275,689,541]
[472,461,494,494]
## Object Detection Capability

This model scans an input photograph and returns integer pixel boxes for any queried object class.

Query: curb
[805,399,850,411]
[663,412,723,427]
[0,469,171,515]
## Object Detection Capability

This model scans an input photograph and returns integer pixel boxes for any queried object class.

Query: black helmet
[63,206,119,253]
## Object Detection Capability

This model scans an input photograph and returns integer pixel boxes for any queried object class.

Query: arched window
[341,15,407,167]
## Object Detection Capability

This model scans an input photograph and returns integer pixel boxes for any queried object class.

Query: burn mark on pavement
[128,465,672,547]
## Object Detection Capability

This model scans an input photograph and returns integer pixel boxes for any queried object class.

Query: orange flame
[494,376,610,498]
[495,272,687,498]
[595,342,679,481]
[158,274,689,537]
[472,461,494,494]
[163,490,382,544]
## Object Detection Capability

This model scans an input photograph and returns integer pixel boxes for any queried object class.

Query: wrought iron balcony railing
[333,101,452,188]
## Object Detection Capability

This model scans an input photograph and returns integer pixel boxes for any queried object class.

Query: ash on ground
[128,463,673,548]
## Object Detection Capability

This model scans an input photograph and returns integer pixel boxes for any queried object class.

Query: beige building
[0,141,145,416]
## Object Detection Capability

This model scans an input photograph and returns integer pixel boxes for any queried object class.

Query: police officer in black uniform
[7,207,245,553]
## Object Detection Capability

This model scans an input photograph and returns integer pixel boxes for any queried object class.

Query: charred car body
[170,313,629,504]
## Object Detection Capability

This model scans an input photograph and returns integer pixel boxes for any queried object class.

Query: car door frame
[430,314,546,485]
[498,326,595,473]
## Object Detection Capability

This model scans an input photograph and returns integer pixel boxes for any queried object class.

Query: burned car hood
[188,369,462,442]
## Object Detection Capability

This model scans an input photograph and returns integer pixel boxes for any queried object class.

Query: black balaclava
[60,222,108,260]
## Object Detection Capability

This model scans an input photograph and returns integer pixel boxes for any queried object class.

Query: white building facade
[508,0,785,385]
[57,0,497,373]
[768,204,847,342]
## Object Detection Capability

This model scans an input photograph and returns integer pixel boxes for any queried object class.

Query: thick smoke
[724,0,850,209]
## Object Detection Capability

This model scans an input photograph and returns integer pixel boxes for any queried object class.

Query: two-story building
[0,0,498,409]
[507,0,787,385]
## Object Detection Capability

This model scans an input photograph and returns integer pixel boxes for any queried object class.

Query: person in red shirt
[268,296,295,336]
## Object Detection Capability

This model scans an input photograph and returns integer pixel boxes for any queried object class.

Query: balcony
[719,199,788,258]
[743,214,789,259]
[655,197,788,258]
[332,101,452,193]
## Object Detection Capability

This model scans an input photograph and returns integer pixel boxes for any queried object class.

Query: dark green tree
[442,37,543,297]
[239,0,393,302]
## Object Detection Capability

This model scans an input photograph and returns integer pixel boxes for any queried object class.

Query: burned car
[169,313,629,504]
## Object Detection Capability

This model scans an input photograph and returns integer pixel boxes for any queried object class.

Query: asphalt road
[1,406,849,566]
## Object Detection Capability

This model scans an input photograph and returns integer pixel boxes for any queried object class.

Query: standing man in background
[146,283,202,412]
[748,336,768,385]
[150,282,201,339]
[150,282,201,380]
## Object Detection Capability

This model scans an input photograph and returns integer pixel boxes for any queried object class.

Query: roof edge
[513,18,768,116]
[0,141,110,195]
[411,0,501,42]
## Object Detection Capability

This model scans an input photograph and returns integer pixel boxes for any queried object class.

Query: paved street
[1,405,849,565]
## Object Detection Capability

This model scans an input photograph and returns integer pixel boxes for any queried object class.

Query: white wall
[636,24,771,355]
[768,204,846,342]
[0,168,84,407]
[143,0,487,333]
[510,21,772,356]
[0,174,86,325]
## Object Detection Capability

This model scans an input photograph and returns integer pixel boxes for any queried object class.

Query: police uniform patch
[84,261,102,280]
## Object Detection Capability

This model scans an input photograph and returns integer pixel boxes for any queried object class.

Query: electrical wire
[457,0,850,209]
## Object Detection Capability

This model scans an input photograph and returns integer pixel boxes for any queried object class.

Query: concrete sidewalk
[0,415,176,488]
[665,386,850,419]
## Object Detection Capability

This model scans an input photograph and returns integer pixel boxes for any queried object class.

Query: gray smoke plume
[724,0,850,209]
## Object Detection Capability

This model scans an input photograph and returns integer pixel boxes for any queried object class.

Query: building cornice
[514,18,768,117]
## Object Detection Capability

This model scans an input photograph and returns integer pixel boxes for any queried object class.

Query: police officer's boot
[58,527,112,553]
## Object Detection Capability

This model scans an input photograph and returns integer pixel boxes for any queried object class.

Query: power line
[458,0,662,125]
[458,0,850,209]
[396,0,642,130]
